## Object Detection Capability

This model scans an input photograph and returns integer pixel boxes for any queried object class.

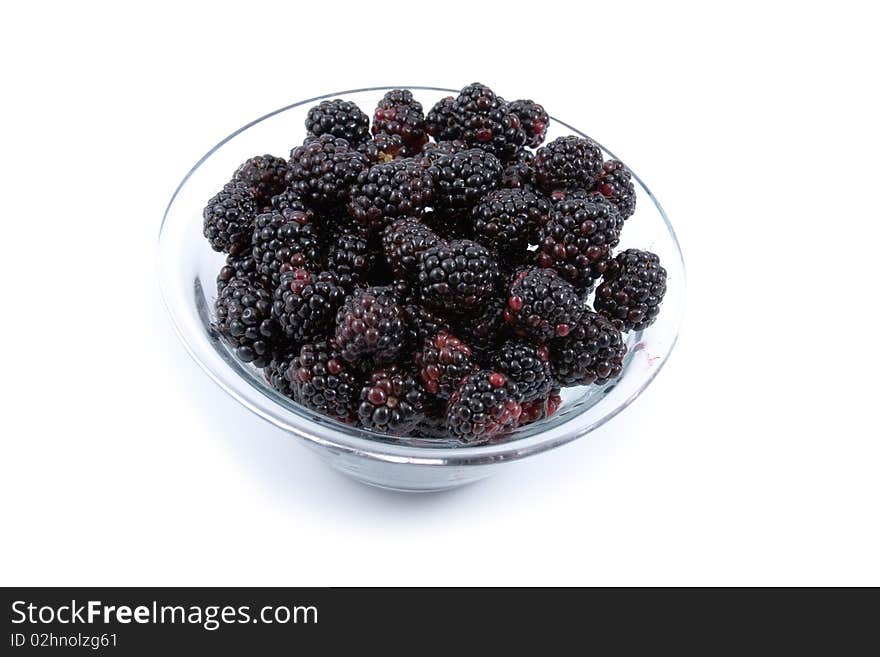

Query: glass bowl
[157,86,685,492]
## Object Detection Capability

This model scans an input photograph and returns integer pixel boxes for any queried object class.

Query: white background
[2,1,878,586]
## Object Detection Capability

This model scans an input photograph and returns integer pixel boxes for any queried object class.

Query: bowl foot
[309,446,495,493]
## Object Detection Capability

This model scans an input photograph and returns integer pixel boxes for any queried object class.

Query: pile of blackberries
[203,83,668,445]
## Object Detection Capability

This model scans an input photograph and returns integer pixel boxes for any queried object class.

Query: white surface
[1,1,877,586]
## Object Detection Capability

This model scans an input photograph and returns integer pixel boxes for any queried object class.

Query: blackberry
[233,154,289,209]
[417,239,500,312]
[265,349,298,398]
[216,252,265,293]
[501,150,535,189]
[425,96,462,141]
[471,188,551,256]
[213,277,278,367]
[304,99,370,146]
[287,135,369,207]
[418,139,469,161]
[413,396,451,440]
[401,298,451,348]
[422,207,474,241]
[335,286,406,364]
[518,390,562,425]
[595,249,667,332]
[372,89,428,155]
[358,132,407,163]
[508,99,549,148]
[452,83,527,161]
[348,158,434,234]
[423,147,503,210]
[533,136,603,192]
[504,267,584,342]
[416,331,477,398]
[272,269,345,345]
[357,366,427,435]
[290,340,362,422]
[251,210,322,287]
[536,194,623,289]
[325,230,373,291]
[550,311,627,386]
[594,159,637,220]
[269,187,315,222]
[547,187,594,205]
[453,293,509,356]
[203,181,258,255]
[446,370,523,444]
[387,277,411,302]
[381,217,441,281]
[491,339,554,402]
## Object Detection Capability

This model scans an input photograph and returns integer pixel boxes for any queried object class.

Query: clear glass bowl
[157,86,685,492]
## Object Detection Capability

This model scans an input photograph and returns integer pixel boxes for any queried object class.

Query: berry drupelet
[536,194,624,290]
[272,269,346,345]
[471,188,551,256]
[594,159,637,220]
[287,134,369,208]
[325,230,374,292]
[372,89,429,155]
[203,181,258,255]
[304,99,371,147]
[416,331,478,398]
[533,136,604,192]
[381,217,441,281]
[491,339,554,402]
[290,340,363,422]
[417,239,501,312]
[357,366,427,435]
[446,370,523,444]
[504,267,585,343]
[213,277,278,368]
[334,286,407,364]
[423,147,503,210]
[348,158,434,235]
[550,311,627,386]
[595,249,667,332]
[233,154,289,209]
[508,99,549,148]
[251,209,322,287]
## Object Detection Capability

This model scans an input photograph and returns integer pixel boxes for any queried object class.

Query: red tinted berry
[357,366,427,435]
[446,370,524,444]
[416,331,477,399]
[595,249,667,331]
[550,311,627,386]
[505,267,585,343]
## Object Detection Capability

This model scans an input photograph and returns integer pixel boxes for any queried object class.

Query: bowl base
[307,444,495,493]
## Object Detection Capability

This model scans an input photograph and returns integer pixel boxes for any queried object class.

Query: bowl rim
[158,85,685,467]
